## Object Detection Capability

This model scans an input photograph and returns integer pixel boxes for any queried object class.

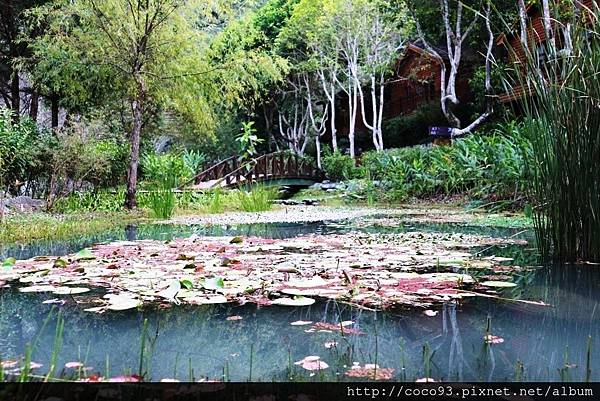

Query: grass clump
[236,185,277,212]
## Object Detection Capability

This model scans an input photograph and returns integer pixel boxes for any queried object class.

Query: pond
[0,216,598,382]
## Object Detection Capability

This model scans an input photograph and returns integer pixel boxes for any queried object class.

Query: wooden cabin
[331,42,473,148]
[497,0,598,103]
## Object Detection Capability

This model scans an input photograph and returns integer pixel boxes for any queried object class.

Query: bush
[359,123,531,202]
[322,149,359,182]
[141,150,205,186]
[0,109,48,193]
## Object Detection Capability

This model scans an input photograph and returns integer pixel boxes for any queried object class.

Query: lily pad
[229,236,244,244]
[480,280,517,288]
[107,297,142,311]
[202,277,224,290]
[2,257,16,267]
[53,287,90,295]
[75,248,95,260]
[19,285,57,293]
[271,297,315,307]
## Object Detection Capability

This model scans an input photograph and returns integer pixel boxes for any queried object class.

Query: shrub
[322,149,359,182]
[141,150,205,186]
[359,124,530,202]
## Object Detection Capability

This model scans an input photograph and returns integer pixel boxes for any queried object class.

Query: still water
[0,220,598,382]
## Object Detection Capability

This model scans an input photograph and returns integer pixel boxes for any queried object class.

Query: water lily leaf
[290,320,313,326]
[271,297,315,307]
[2,257,16,267]
[229,236,244,244]
[480,280,517,288]
[75,248,95,260]
[107,297,142,311]
[53,258,67,268]
[158,280,181,301]
[294,356,329,371]
[52,287,90,295]
[65,362,84,369]
[19,285,56,293]
[179,279,194,290]
[186,295,228,304]
[202,277,224,290]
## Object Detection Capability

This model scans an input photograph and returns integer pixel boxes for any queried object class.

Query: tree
[411,0,495,137]
[29,0,228,209]
[0,0,51,123]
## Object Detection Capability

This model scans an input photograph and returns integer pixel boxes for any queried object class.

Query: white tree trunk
[518,0,529,54]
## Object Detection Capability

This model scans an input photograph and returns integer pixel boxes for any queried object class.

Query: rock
[309,183,322,190]
[5,196,46,213]
[320,183,339,190]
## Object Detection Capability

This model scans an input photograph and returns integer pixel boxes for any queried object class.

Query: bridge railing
[218,152,322,188]
[183,151,322,189]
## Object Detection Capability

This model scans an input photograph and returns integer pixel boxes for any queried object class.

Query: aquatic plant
[509,15,600,262]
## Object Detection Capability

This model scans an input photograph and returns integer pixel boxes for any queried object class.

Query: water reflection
[0,264,597,382]
[0,218,531,261]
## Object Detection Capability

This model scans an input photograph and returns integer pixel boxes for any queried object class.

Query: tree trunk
[10,71,19,123]
[125,77,146,210]
[125,100,143,209]
[329,93,338,152]
[541,0,555,49]
[51,95,59,129]
[29,88,39,122]
[518,0,529,54]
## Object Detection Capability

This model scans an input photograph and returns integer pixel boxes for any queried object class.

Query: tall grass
[509,11,600,262]
[148,179,176,219]
[236,185,276,212]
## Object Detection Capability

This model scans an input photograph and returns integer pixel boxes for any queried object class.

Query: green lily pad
[53,258,68,268]
[202,277,224,290]
[229,236,244,244]
[2,257,16,267]
[75,248,95,260]
[179,279,194,290]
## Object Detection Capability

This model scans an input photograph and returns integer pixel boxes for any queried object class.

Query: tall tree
[412,0,495,137]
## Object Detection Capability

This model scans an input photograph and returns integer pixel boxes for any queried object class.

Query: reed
[509,10,600,262]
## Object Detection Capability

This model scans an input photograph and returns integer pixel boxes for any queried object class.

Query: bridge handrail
[181,155,238,189]
[211,151,320,189]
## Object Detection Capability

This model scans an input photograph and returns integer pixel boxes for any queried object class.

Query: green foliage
[382,103,447,148]
[236,121,263,160]
[322,149,359,182]
[141,150,205,186]
[360,124,531,202]
[512,20,600,262]
[148,183,176,219]
[236,185,277,212]
[0,109,48,191]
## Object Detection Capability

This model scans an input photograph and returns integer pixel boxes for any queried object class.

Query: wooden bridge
[183,152,324,190]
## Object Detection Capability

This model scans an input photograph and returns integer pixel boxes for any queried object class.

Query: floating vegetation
[1,230,532,313]
[345,363,395,380]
